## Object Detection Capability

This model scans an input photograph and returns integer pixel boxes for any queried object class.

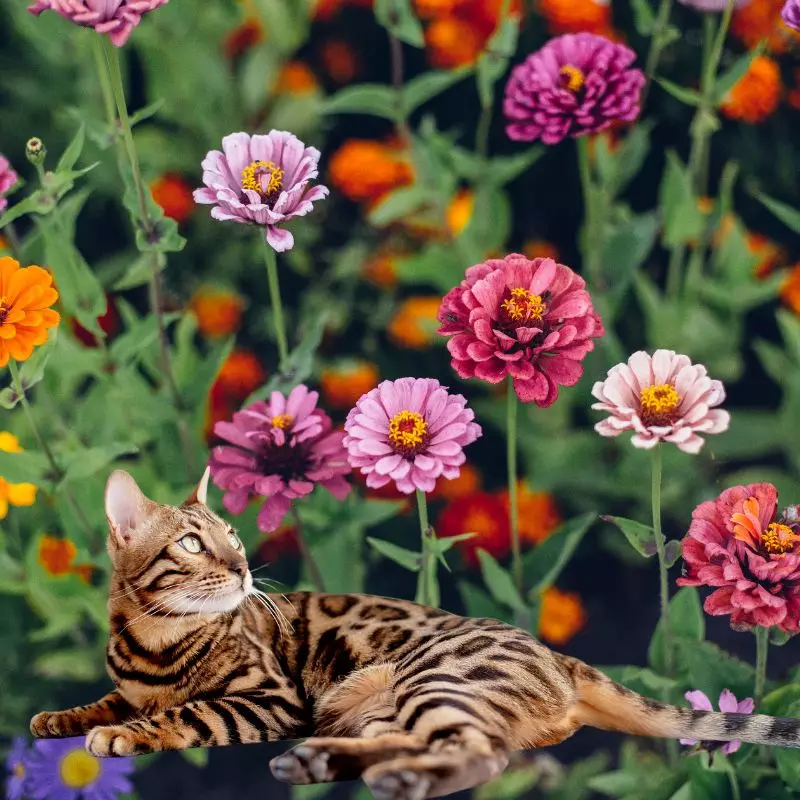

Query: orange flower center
[388,410,428,455]
[241,160,284,197]
[271,414,293,430]
[639,384,681,426]
[762,523,798,555]
[500,288,547,325]
[560,65,586,92]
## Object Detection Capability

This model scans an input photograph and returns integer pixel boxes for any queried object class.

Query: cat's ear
[105,470,153,546]
[184,467,211,506]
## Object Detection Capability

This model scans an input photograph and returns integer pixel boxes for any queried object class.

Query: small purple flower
[210,384,351,533]
[677,0,749,10]
[28,0,168,47]
[681,689,755,755]
[5,738,30,800]
[343,378,482,494]
[783,0,800,31]
[26,737,134,800]
[194,131,329,253]
[0,155,19,216]
[503,33,645,145]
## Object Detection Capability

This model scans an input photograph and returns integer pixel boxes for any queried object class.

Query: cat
[31,469,800,800]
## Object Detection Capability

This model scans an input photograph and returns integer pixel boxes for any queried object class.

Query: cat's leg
[85,689,307,757]
[31,691,135,738]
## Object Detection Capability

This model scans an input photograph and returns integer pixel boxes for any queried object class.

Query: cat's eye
[227,531,242,550]
[179,534,203,554]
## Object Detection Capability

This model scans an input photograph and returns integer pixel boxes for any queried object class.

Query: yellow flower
[0,432,36,519]
[538,587,587,646]
[446,189,474,237]
[388,297,441,348]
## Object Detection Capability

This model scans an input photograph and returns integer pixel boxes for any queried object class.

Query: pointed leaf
[477,550,528,612]
[752,190,800,235]
[374,0,424,46]
[405,67,472,111]
[656,78,703,107]
[524,512,595,593]
[56,125,86,173]
[366,537,421,572]
[603,515,656,558]
[322,84,398,119]
[714,43,766,105]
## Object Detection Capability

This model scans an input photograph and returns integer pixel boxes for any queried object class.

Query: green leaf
[524,512,596,593]
[776,746,800,792]
[180,748,209,769]
[368,185,430,227]
[459,581,510,622]
[612,122,653,195]
[0,449,51,484]
[366,537,421,572]
[460,184,511,259]
[34,648,103,682]
[601,213,660,309]
[656,78,703,107]
[660,151,704,247]
[712,410,786,459]
[630,0,655,34]
[487,146,545,186]
[477,550,528,612]
[664,540,681,568]
[374,0,425,46]
[322,84,398,119]
[475,765,540,800]
[685,752,729,800]
[350,499,404,527]
[599,665,678,695]
[56,124,86,173]
[715,43,765,105]
[0,193,50,227]
[649,588,705,674]
[405,67,472,111]
[476,17,519,106]
[752,189,800,235]
[60,443,139,484]
[129,98,166,127]
[114,254,162,291]
[603,515,657,558]
[673,638,755,698]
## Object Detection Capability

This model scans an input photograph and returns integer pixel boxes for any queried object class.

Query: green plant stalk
[389,34,412,148]
[754,626,769,708]
[8,360,98,547]
[92,36,118,145]
[652,444,673,675]
[577,136,601,285]
[264,246,290,369]
[291,507,326,592]
[415,489,436,607]
[506,379,522,593]
[642,0,676,105]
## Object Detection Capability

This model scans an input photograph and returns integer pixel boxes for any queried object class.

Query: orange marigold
[320,360,380,409]
[362,249,400,289]
[426,16,484,68]
[388,296,441,348]
[499,482,562,545]
[276,61,319,94]
[320,40,361,84]
[430,463,482,501]
[37,535,77,577]
[538,587,587,646]
[415,0,460,17]
[0,257,60,368]
[720,56,782,124]
[539,0,611,34]
[446,188,474,237]
[151,173,194,224]
[0,432,36,520]
[223,18,264,60]
[781,264,800,315]
[731,0,798,53]
[436,491,511,567]
[189,285,245,339]
[523,239,560,262]
[214,349,266,402]
[329,140,413,204]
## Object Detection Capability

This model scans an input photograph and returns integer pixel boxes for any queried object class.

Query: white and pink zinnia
[591,349,730,454]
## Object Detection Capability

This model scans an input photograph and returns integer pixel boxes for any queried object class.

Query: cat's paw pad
[271,745,332,784]
[86,726,147,758]
[366,769,430,800]
[30,712,73,738]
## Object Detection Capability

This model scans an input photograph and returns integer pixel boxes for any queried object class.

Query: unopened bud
[25,138,46,167]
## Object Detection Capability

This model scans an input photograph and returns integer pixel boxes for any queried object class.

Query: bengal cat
[31,470,800,800]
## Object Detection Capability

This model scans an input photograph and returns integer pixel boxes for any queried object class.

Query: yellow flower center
[762,523,799,555]
[388,410,428,455]
[241,160,284,197]
[59,749,101,789]
[560,65,586,93]
[639,384,682,426]
[13,763,25,779]
[500,288,547,325]
[0,295,11,324]
[271,414,293,429]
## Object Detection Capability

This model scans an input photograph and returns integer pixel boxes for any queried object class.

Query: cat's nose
[229,560,248,577]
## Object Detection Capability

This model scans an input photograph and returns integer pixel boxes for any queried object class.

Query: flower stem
[506,378,522,594]
[577,136,601,285]
[264,246,289,370]
[291,508,326,593]
[642,0,676,105]
[652,444,673,675]
[8,360,98,547]
[389,34,412,147]
[754,626,769,708]
[415,489,438,608]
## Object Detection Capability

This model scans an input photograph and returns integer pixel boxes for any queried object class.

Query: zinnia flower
[438,254,604,406]
[276,62,319,94]
[0,257,61,367]
[320,360,379,409]
[720,56,782,124]
[499,482,562,544]
[437,490,510,566]
[430,462,482,501]
[26,737,134,800]
[678,483,800,632]
[539,0,612,34]
[328,140,412,205]
[210,384,351,532]
[0,155,19,215]
[189,285,245,339]
[592,349,730,454]
[151,173,194,223]
[0,432,37,519]
[37,534,91,580]
[784,0,800,30]
[28,0,168,46]
[680,690,754,754]
[193,130,328,253]
[504,33,645,144]
[446,189,475,237]
[223,18,263,60]
[538,587,586,645]
[388,297,442,349]
[732,0,798,52]
[781,264,800,315]
[343,377,482,494]
[5,738,29,800]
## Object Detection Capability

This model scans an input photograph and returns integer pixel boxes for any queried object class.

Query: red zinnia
[436,491,511,567]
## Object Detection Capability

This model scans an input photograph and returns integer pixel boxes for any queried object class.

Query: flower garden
[2,0,800,798]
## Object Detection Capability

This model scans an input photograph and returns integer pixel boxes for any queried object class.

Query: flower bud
[25,138,46,167]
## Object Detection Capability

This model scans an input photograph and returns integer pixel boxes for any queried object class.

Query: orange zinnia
[523,239,560,262]
[328,140,413,204]
[37,535,78,577]
[362,248,401,289]
[446,189,474,237]
[319,40,361,84]
[223,18,264,60]
[214,349,266,403]
[320,360,379,409]
[430,463,482,501]
[437,491,511,567]
[0,257,60,368]
[539,0,611,34]
[189,285,245,339]
[388,296,441,348]
[731,0,799,53]
[426,16,484,67]
[151,173,194,224]
[276,61,319,94]
[538,587,587,645]
[499,483,562,545]
[720,56,782,124]
[781,265,800,315]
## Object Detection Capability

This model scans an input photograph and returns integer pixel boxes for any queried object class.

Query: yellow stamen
[14,763,24,779]
[639,384,681,426]
[271,414,293,429]
[762,523,799,555]
[0,295,11,324]
[241,160,284,196]
[388,410,428,455]
[59,749,101,789]
[560,65,586,93]
[501,287,547,324]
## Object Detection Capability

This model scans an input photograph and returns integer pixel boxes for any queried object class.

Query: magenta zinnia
[592,349,730,454]
[343,378,482,494]
[678,483,800,632]
[783,0,800,30]
[28,0,168,46]
[194,130,329,253]
[0,155,19,215]
[438,254,603,406]
[209,384,351,533]
[503,33,645,144]
[680,690,754,754]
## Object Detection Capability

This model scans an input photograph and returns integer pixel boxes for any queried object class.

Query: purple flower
[28,0,168,47]
[193,131,328,253]
[678,0,749,10]
[680,690,755,755]
[5,738,30,800]
[210,384,351,533]
[25,737,134,800]
[0,155,19,216]
[503,33,645,145]
[783,0,800,31]
[343,378,482,494]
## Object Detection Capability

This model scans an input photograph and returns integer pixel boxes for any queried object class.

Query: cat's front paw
[86,725,153,758]
[30,711,83,738]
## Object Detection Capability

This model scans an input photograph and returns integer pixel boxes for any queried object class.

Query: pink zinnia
[28,0,168,47]
[783,0,800,31]
[503,33,645,145]
[437,254,604,407]
[680,690,754,754]
[0,155,19,215]
[209,385,351,533]
[193,130,328,253]
[592,349,730,454]
[343,378,481,494]
[678,483,800,632]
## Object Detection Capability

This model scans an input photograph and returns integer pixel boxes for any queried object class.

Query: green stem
[415,490,436,608]
[754,626,769,708]
[576,137,600,285]
[652,444,673,675]
[506,379,521,593]
[264,246,289,369]
[92,35,118,140]
[642,0,676,104]
[389,34,412,148]
[291,508,325,592]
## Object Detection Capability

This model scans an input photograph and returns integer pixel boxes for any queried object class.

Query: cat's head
[104,469,252,614]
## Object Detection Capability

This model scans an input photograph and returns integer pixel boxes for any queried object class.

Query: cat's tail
[562,657,800,748]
